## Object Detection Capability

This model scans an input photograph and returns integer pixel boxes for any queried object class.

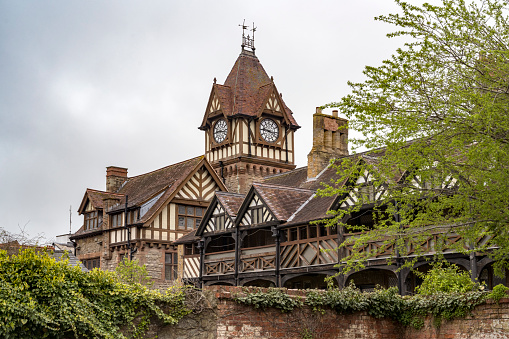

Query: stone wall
[75,235,101,259]
[146,286,509,339]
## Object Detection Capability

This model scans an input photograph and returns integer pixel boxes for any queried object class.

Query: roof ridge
[216,191,245,197]
[126,155,203,179]
[86,188,124,196]
[286,193,317,222]
[263,166,308,180]
[253,182,316,193]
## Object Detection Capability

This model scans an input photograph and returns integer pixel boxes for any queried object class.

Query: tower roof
[200,50,299,129]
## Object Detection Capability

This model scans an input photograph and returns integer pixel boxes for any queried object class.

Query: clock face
[213,119,228,143]
[260,118,279,143]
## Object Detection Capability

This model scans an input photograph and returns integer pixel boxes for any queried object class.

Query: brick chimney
[307,107,348,179]
[106,166,127,193]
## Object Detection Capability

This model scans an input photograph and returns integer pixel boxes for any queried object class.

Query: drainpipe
[197,238,205,288]
[394,201,403,295]
[272,225,281,287]
[235,228,240,286]
[219,161,225,184]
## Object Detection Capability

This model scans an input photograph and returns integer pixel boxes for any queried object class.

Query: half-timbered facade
[199,46,300,194]
[71,156,227,285]
[178,108,507,293]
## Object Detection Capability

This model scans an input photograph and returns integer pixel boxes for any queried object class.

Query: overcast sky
[0,0,414,242]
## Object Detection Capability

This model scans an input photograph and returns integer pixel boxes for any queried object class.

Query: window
[82,258,100,270]
[215,215,225,230]
[345,206,389,233]
[165,252,178,280]
[85,211,102,230]
[243,229,275,248]
[251,207,263,224]
[285,224,336,242]
[111,213,123,227]
[111,210,139,228]
[126,210,138,224]
[206,234,235,253]
[184,243,199,255]
[178,205,204,230]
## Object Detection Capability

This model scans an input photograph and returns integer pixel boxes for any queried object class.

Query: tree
[321,0,509,276]
[115,257,154,287]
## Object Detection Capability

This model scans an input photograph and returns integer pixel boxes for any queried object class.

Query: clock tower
[199,29,299,194]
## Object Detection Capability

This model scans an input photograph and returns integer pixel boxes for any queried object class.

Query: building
[71,37,303,284]
[176,107,507,293]
[72,34,506,292]
[71,156,227,284]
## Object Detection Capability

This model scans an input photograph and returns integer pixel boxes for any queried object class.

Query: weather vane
[239,19,256,52]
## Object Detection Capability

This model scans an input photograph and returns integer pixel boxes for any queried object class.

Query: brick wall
[211,286,401,339]
[144,286,509,339]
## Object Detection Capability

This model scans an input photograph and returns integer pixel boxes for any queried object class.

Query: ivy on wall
[0,249,191,338]
[235,284,503,329]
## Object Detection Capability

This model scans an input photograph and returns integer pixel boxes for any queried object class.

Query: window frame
[164,252,178,281]
[177,205,204,230]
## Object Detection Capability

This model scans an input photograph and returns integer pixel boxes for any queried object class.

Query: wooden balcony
[239,246,276,273]
[281,235,339,269]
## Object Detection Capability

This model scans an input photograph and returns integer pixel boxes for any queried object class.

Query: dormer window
[85,211,102,230]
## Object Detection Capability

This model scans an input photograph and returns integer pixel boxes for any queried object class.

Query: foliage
[234,287,303,313]
[487,283,509,303]
[0,248,191,338]
[115,257,154,287]
[320,0,509,275]
[415,263,478,295]
[235,283,489,329]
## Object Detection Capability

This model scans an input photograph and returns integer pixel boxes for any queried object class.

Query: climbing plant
[0,248,191,338]
[235,283,492,329]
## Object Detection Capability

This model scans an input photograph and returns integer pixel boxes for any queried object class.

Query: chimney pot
[106,166,128,193]
[307,108,349,179]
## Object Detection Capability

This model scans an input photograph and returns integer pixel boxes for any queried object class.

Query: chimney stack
[307,107,348,179]
[106,166,127,193]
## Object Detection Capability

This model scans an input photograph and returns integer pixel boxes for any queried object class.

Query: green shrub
[235,287,303,313]
[115,257,154,287]
[0,248,190,338]
[415,263,477,295]
[487,284,509,303]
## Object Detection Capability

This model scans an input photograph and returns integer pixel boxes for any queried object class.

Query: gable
[340,170,388,208]
[85,200,94,212]
[209,92,221,113]
[265,91,282,113]
[257,85,291,125]
[200,85,231,130]
[204,201,234,233]
[409,174,458,191]
[238,193,275,226]
[174,165,220,201]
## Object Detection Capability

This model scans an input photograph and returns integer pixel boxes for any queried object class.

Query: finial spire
[239,19,256,52]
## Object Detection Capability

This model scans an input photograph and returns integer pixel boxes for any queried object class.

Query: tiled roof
[215,191,245,218]
[284,194,336,226]
[52,250,88,272]
[253,183,315,221]
[261,166,308,188]
[70,224,103,239]
[78,189,123,214]
[173,229,199,245]
[202,50,299,128]
[109,156,204,223]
